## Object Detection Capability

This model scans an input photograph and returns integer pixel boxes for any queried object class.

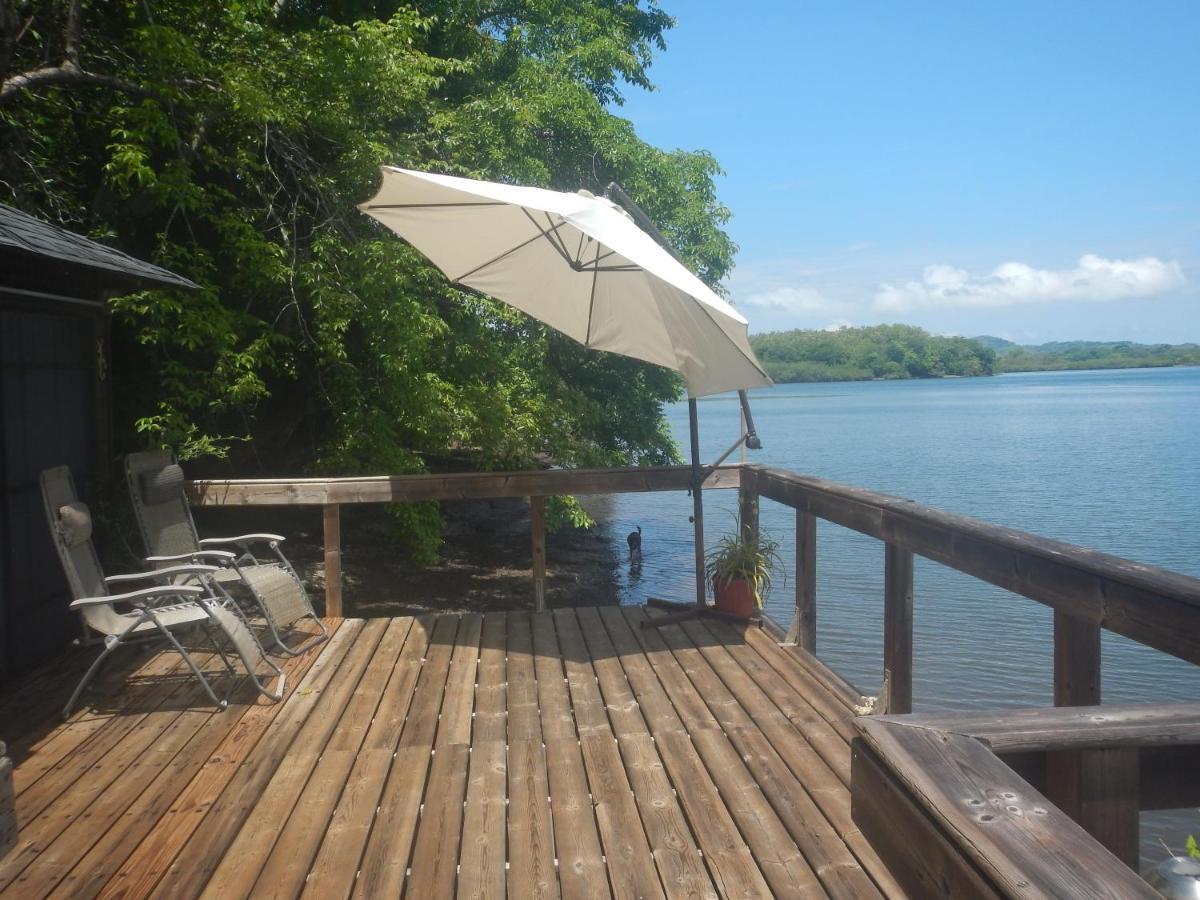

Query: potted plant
[704,519,782,618]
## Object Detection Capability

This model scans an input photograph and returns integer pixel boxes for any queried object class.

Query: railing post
[786,508,817,651]
[530,495,546,612]
[883,543,913,714]
[1047,611,1139,867]
[322,502,342,618]
[1053,611,1100,707]
[739,466,759,539]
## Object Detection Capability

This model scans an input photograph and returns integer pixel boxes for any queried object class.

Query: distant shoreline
[767,361,1199,385]
[751,325,1200,385]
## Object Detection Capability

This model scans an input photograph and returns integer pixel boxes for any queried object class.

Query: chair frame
[40,467,286,717]
[124,451,328,656]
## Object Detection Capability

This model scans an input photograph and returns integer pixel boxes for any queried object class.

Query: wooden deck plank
[16,702,229,898]
[531,612,610,900]
[552,609,665,900]
[141,619,364,900]
[48,634,329,900]
[696,619,907,898]
[457,613,509,900]
[742,625,860,743]
[0,651,206,893]
[352,614,463,899]
[506,612,559,900]
[8,651,187,821]
[303,616,434,900]
[196,617,390,899]
[656,616,883,900]
[92,619,345,900]
[249,617,415,898]
[574,607,717,900]
[406,613,483,898]
[10,646,185,798]
[602,607,775,899]
[627,609,829,899]
[704,620,853,786]
[0,655,220,897]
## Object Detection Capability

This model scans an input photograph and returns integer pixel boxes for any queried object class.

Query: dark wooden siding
[0,301,104,678]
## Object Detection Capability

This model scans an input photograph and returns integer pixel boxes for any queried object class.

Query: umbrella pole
[688,397,707,609]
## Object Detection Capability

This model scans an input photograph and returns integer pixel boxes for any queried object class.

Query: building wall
[0,295,107,679]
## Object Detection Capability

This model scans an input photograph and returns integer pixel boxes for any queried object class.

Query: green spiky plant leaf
[704,516,782,609]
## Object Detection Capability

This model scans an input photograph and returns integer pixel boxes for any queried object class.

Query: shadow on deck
[0,607,901,899]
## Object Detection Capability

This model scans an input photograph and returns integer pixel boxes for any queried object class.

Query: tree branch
[63,0,82,67]
[0,60,157,105]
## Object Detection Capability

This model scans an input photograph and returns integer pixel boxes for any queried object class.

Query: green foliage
[976,337,1200,373]
[751,325,997,383]
[1187,834,1199,859]
[0,0,724,560]
[704,517,782,608]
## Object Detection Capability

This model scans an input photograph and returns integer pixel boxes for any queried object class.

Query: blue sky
[616,1,1200,342]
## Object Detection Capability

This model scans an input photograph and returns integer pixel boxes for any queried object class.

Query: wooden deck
[0,608,904,899]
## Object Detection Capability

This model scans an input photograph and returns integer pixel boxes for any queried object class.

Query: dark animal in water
[627,525,642,557]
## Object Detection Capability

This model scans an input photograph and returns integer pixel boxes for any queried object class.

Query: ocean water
[603,366,1200,862]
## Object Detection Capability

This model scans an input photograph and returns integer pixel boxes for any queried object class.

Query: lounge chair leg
[153,613,227,710]
[63,614,147,718]
[203,623,237,679]
[64,635,117,719]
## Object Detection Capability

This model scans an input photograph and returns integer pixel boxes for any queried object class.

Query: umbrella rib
[517,209,577,268]
[540,210,576,264]
[584,239,601,346]
[362,201,509,209]
[451,218,572,283]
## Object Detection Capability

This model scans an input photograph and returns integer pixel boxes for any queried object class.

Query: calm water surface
[602,366,1200,862]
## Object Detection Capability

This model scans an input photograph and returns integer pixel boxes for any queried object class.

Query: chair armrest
[72,584,205,608]
[145,550,237,564]
[198,533,286,546]
[105,564,220,585]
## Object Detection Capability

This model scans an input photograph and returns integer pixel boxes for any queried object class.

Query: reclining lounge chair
[124,450,328,655]
[41,466,285,717]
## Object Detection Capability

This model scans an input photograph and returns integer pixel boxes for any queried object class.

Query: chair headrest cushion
[56,502,92,547]
[139,464,185,506]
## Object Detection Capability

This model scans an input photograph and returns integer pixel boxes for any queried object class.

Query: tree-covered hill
[0,0,728,559]
[974,337,1200,372]
[750,325,996,383]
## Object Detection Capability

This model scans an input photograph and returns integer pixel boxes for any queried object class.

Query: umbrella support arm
[688,398,707,609]
[707,391,764,469]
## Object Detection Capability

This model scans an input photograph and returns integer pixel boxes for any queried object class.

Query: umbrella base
[641,597,762,629]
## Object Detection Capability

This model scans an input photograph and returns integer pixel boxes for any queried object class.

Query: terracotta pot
[712,577,758,618]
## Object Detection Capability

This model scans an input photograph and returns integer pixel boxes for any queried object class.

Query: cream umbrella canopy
[359,166,771,608]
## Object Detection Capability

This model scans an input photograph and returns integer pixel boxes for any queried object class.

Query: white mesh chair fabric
[125,450,326,655]
[39,466,284,716]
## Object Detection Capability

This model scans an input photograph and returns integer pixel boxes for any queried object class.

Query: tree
[1,0,733,559]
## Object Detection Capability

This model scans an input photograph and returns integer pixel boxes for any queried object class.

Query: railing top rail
[856,713,1168,898]
[746,464,1200,666]
[186,463,742,506]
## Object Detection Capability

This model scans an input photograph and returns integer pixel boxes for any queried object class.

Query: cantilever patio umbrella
[359,166,772,609]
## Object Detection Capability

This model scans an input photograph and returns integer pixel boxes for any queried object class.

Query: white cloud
[873,254,1186,313]
[821,318,854,332]
[738,286,840,314]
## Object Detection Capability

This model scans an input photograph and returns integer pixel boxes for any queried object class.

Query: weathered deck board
[456,613,508,900]
[302,615,432,900]
[352,614,461,899]
[0,608,909,899]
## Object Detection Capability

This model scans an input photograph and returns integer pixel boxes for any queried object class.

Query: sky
[616,1,1200,343]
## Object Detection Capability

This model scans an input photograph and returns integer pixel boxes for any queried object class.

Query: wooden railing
[739,463,1200,895]
[187,464,741,617]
